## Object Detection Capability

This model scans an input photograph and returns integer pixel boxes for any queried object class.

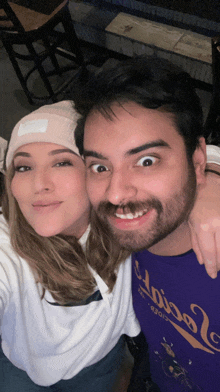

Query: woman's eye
[14,165,31,172]
[55,160,73,167]
[90,164,108,173]
[136,156,158,167]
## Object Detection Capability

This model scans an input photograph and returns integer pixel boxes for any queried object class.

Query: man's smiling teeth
[115,210,147,219]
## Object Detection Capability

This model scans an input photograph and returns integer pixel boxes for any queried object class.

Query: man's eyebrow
[83,140,170,160]
[14,148,77,159]
[83,150,107,160]
[126,140,171,156]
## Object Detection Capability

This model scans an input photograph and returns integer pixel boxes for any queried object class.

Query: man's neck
[148,221,192,256]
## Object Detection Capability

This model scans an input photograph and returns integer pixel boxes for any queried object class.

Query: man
[74,56,220,391]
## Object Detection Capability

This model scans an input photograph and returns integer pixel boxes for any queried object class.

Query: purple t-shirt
[132,249,220,392]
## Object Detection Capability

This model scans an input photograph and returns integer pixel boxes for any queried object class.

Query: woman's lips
[32,202,62,213]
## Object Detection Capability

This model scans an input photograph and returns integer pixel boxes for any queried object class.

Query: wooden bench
[105,13,212,85]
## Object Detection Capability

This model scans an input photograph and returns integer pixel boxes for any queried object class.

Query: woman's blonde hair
[2,165,128,305]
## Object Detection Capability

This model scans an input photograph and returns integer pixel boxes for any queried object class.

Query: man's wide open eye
[90,164,109,173]
[136,156,158,167]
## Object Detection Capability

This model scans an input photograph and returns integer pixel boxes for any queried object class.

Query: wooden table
[10,0,64,15]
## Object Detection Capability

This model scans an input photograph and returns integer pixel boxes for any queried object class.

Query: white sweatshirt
[0,214,140,386]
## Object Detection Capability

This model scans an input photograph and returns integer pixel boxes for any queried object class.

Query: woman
[0,101,141,392]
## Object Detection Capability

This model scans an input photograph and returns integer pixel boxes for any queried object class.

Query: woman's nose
[33,169,54,194]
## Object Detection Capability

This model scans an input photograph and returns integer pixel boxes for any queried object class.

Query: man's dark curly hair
[74,55,204,158]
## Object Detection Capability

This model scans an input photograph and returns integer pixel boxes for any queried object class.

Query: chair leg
[26,41,57,102]
[61,7,84,65]
[2,40,34,104]
[42,37,62,76]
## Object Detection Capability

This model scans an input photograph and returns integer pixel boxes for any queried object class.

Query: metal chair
[0,0,85,104]
[204,36,220,145]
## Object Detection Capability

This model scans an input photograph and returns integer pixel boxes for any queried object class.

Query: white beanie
[6,100,81,168]
[206,145,220,165]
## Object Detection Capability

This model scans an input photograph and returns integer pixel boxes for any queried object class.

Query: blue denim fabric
[0,336,125,392]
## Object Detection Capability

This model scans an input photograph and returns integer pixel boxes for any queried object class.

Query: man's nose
[105,170,137,205]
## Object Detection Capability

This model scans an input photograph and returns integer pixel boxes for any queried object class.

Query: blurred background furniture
[0,0,85,104]
[0,136,7,172]
[0,0,214,142]
[0,172,4,206]
[204,36,220,145]
[0,137,7,205]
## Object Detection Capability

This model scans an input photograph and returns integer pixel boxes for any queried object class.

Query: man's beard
[95,163,197,252]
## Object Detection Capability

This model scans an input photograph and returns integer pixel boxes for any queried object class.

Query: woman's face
[11,142,90,238]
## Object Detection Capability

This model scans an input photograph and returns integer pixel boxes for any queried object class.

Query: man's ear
[192,137,206,185]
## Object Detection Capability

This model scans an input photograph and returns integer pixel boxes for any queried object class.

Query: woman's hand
[189,167,220,279]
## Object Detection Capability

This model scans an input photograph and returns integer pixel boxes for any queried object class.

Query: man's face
[84,102,204,252]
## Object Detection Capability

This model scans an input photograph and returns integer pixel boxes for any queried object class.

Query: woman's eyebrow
[14,149,77,159]
[13,152,31,159]
[48,149,77,156]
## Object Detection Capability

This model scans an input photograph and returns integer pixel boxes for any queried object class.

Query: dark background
[145,0,220,23]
